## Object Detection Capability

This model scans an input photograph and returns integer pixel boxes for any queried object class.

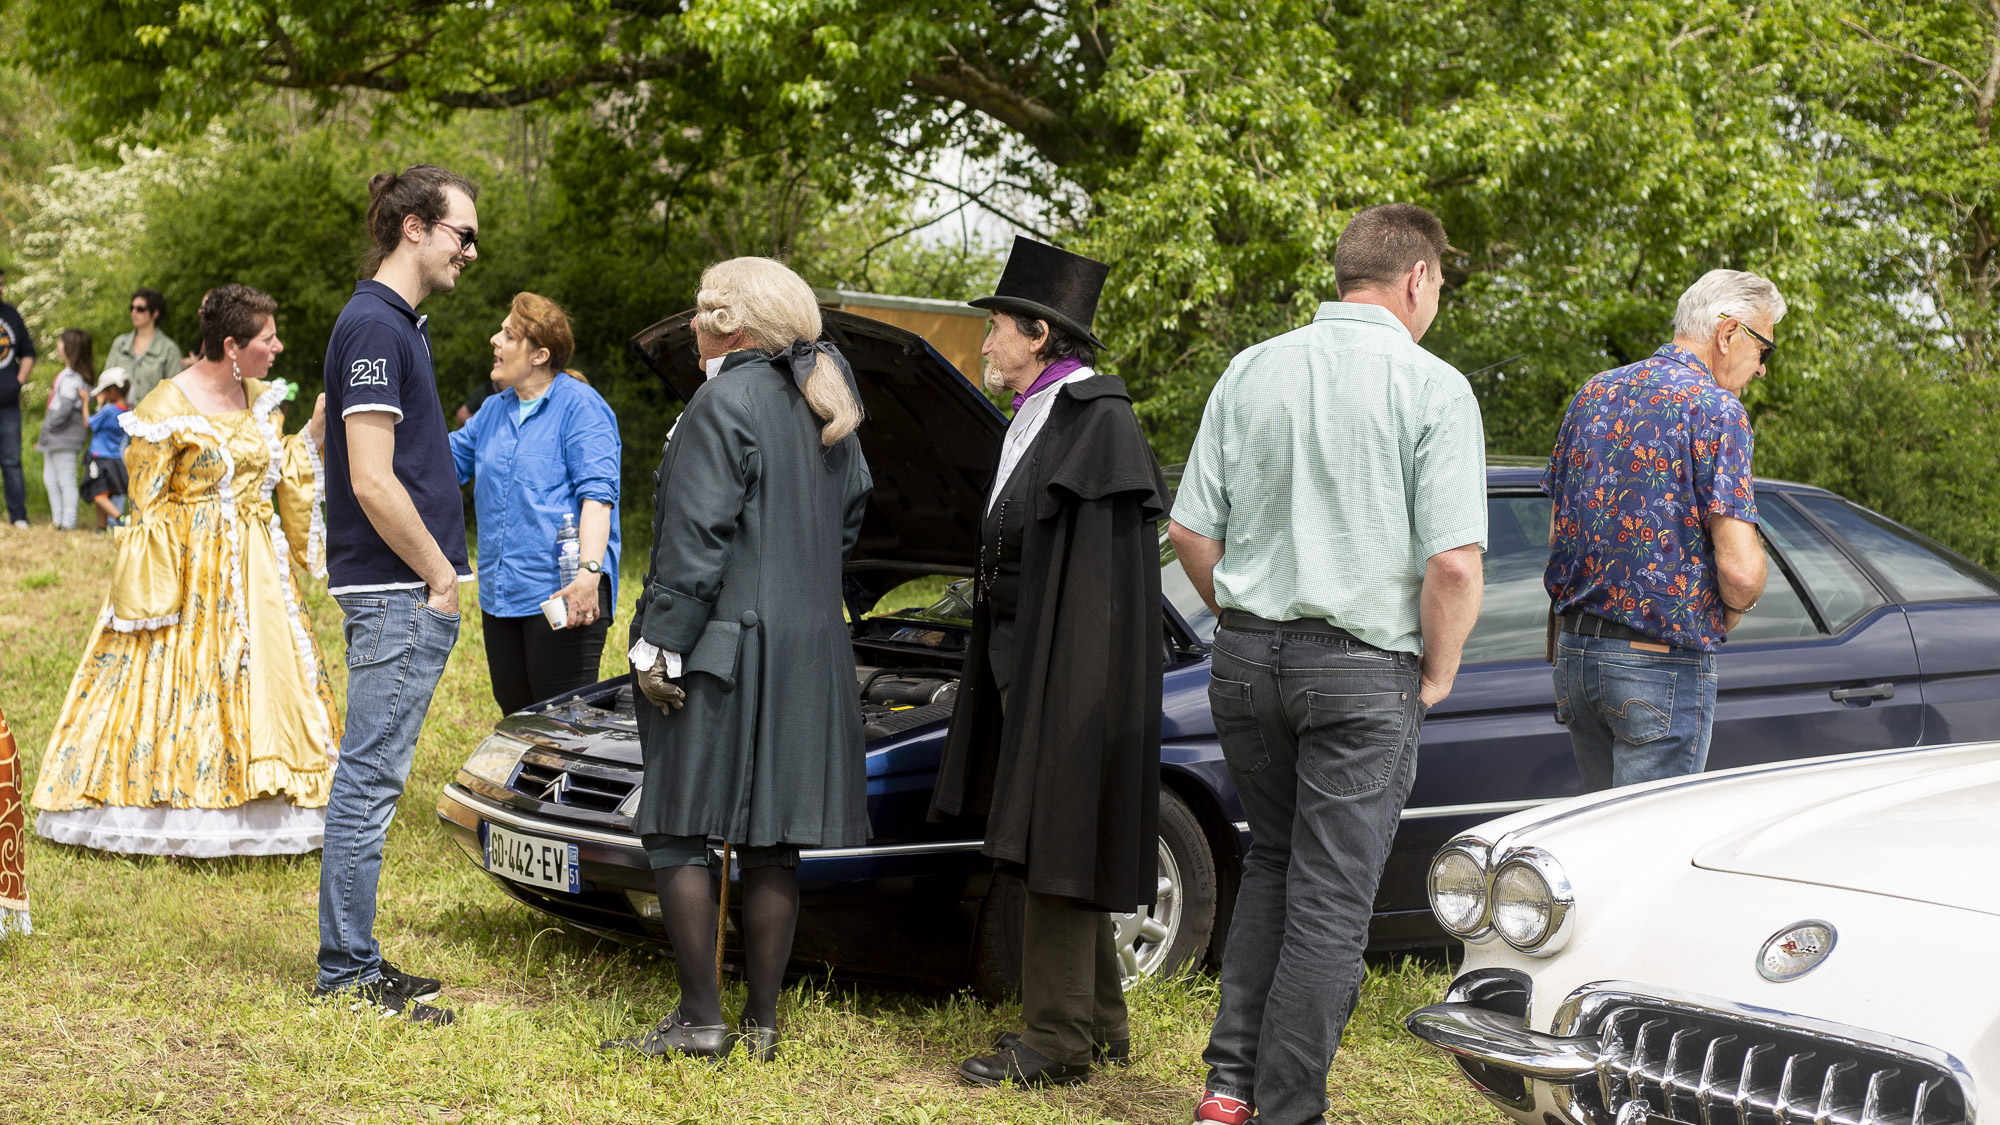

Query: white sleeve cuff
[627,640,683,677]
[340,403,405,420]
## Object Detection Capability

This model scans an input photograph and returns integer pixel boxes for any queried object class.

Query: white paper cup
[540,596,569,630]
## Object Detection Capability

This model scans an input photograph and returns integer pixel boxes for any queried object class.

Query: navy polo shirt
[322,279,472,593]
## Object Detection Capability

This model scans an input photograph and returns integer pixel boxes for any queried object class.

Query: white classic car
[1406,741,1998,1125]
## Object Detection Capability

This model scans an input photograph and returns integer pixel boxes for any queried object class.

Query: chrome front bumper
[1407,977,1975,1125]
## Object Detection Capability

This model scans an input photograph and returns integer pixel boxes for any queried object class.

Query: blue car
[435,309,2000,997]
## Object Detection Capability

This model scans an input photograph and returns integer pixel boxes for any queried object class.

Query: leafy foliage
[10,0,2000,563]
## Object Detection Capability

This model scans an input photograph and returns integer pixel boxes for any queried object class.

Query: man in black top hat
[930,236,1171,1088]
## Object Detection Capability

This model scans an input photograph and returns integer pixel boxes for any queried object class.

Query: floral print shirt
[1541,344,1757,652]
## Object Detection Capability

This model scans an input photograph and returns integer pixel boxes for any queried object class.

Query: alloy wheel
[1111,837,1182,988]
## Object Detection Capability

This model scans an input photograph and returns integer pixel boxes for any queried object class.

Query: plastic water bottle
[556,513,580,587]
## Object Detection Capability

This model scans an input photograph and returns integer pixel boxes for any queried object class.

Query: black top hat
[969,236,1109,350]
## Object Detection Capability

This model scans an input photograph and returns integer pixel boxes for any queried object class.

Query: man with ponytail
[605,257,872,1062]
[312,164,480,1025]
[930,237,1171,1089]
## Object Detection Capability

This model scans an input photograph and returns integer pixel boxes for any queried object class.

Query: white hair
[694,257,861,447]
[1673,269,1788,339]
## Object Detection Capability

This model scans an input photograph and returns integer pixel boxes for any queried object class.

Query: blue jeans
[1200,622,1424,1125]
[0,405,25,522]
[1553,633,1717,791]
[317,588,459,990]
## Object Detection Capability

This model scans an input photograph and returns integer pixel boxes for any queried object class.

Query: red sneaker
[1195,1091,1253,1124]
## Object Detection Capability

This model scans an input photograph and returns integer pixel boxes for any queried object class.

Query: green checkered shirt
[1172,302,1488,654]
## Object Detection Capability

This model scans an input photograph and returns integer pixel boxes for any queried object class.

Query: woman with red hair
[449,292,622,714]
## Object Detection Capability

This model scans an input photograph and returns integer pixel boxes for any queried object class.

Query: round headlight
[1489,847,1575,955]
[1428,845,1491,938]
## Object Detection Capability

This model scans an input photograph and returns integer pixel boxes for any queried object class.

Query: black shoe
[311,981,456,1026]
[992,1030,1131,1067]
[734,1014,780,1062]
[379,960,443,1003]
[958,1039,1090,1088]
[600,1009,731,1060]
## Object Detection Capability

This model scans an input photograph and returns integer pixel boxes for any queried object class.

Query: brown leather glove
[633,659,686,712]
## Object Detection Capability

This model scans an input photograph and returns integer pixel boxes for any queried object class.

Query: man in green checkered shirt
[1169,203,1487,1125]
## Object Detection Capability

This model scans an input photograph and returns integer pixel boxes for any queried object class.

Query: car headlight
[1427,838,1493,939]
[1488,847,1574,956]
[461,732,532,788]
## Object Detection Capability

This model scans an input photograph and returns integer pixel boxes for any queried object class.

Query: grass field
[0,481,1488,1123]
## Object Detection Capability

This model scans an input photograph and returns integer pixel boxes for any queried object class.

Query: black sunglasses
[130,302,153,314]
[1720,313,1775,365]
[433,220,478,252]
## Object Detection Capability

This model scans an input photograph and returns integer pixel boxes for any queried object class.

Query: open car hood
[630,308,1006,609]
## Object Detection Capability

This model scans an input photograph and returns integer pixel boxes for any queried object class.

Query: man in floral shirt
[1543,269,1782,790]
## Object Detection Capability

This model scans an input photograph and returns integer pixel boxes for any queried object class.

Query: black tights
[651,863,800,1029]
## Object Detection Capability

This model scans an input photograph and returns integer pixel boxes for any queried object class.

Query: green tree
[15,0,2000,562]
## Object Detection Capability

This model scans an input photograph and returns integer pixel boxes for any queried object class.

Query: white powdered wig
[1674,269,1789,339]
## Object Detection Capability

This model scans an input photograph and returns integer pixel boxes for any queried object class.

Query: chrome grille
[1580,1004,1967,1125]
[508,759,636,814]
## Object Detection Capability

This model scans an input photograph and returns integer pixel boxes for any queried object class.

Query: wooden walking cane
[715,841,733,992]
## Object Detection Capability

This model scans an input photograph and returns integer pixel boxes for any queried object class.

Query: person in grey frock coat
[604,257,872,1063]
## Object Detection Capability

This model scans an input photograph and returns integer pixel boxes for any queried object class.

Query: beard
[981,361,1007,395]
[423,252,467,294]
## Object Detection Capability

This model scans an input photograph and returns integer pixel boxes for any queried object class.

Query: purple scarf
[1012,356,1086,411]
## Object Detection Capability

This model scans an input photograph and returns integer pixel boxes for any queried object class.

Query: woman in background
[32,284,341,856]
[107,288,181,407]
[35,328,92,529]
[448,292,621,715]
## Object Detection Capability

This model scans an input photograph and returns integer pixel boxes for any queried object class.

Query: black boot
[992,1029,1131,1067]
[958,1037,1090,1087]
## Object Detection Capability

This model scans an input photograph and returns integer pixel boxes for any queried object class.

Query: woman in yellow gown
[32,284,343,856]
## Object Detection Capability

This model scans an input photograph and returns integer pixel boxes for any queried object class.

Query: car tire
[970,786,1218,1003]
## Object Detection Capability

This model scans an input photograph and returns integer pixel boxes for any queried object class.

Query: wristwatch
[580,559,603,575]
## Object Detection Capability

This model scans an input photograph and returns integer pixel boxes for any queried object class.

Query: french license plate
[483,822,581,893]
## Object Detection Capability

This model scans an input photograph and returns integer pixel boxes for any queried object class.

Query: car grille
[1575,1003,1968,1125]
[508,758,637,815]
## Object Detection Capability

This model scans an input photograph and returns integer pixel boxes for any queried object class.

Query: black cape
[928,374,1170,912]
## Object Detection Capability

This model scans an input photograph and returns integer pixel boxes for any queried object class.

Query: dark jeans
[1200,621,1424,1125]
[480,574,612,715]
[0,405,24,523]
[1554,632,1718,791]
[317,588,459,991]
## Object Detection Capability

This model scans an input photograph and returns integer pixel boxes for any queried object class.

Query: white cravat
[987,366,1094,514]
[629,355,730,675]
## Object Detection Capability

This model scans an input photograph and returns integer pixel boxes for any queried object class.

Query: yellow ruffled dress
[32,379,343,856]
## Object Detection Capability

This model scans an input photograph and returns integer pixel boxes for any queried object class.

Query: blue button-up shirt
[1542,344,1757,651]
[449,374,622,619]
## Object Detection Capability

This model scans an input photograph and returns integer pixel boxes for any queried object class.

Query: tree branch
[909,54,1085,167]
[1838,16,1978,93]
[250,52,705,110]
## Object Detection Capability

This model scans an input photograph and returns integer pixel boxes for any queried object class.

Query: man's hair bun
[361,165,478,275]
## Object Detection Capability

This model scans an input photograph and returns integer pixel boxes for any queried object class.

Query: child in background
[83,367,130,530]
[34,329,94,530]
